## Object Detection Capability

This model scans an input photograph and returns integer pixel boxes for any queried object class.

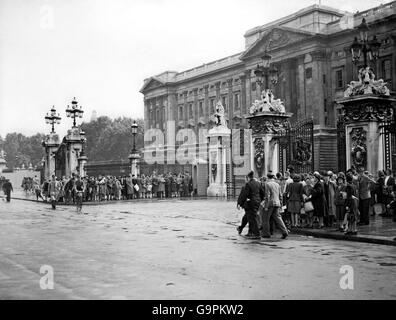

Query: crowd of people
[29,172,194,207]
[236,166,396,239]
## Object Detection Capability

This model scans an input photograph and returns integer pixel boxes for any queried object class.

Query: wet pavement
[0,198,396,299]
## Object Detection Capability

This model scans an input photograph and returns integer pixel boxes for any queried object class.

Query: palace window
[251,82,256,91]
[234,93,240,110]
[305,67,312,79]
[189,103,193,118]
[210,99,215,114]
[335,69,344,89]
[199,100,204,117]
[382,59,391,82]
[179,106,183,119]
[222,96,227,111]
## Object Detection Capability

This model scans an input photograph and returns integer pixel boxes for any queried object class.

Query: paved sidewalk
[3,190,396,246]
[292,216,396,246]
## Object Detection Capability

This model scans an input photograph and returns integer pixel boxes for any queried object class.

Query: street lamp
[131,120,138,153]
[350,18,381,67]
[254,50,279,87]
[66,97,84,127]
[45,106,61,133]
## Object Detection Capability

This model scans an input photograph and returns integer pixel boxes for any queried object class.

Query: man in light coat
[261,171,289,239]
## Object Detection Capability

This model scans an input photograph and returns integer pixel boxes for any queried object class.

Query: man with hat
[261,171,288,239]
[2,179,13,202]
[237,171,264,239]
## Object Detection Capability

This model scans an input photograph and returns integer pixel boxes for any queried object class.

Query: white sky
[0,0,384,138]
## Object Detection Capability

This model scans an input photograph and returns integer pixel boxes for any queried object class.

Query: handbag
[373,203,383,215]
[134,184,140,192]
[304,201,314,212]
[300,207,306,216]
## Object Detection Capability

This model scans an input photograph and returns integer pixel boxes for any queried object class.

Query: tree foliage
[0,117,144,169]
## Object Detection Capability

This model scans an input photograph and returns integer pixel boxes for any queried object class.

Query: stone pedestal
[128,152,141,176]
[337,95,396,175]
[207,125,231,197]
[78,153,88,178]
[65,127,84,177]
[246,111,292,178]
[42,133,60,180]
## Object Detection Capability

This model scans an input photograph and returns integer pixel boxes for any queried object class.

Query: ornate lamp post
[129,120,140,176]
[42,106,61,180]
[254,51,279,88]
[336,17,394,174]
[45,106,61,133]
[350,18,381,68]
[66,97,84,127]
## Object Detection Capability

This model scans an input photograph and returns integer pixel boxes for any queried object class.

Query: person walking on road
[48,175,61,209]
[238,171,264,239]
[74,175,85,213]
[2,179,13,202]
[261,171,289,239]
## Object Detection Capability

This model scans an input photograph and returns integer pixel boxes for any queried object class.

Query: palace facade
[140,1,396,172]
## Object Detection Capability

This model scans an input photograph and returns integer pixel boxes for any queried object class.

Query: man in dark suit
[238,171,264,239]
[2,179,13,202]
[382,168,395,216]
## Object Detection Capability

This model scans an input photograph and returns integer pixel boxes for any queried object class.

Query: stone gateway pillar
[207,101,231,197]
[337,67,396,175]
[246,89,292,177]
[42,133,60,180]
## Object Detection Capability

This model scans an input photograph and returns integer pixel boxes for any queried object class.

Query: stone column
[337,95,396,175]
[42,133,60,180]
[207,126,231,197]
[64,128,84,177]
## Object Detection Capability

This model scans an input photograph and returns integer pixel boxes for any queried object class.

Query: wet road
[0,198,395,299]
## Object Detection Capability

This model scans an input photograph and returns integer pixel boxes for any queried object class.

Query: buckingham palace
[140,2,396,180]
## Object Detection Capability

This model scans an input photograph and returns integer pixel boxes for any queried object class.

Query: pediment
[240,27,315,60]
[140,77,166,93]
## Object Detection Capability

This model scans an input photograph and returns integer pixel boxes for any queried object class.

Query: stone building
[140,1,396,172]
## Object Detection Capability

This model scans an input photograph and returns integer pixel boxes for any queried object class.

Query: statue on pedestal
[249,89,286,115]
[344,67,390,97]
[213,101,227,127]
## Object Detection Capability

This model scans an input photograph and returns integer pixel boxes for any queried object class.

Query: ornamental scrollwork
[343,103,393,123]
[254,138,265,178]
[344,67,390,97]
[291,139,312,166]
[350,127,367,170]
[249,117,289,135]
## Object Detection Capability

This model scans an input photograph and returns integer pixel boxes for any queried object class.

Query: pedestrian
[74,175,85,213]
[335,173,347,231]
[48,175,60,209]
[309,172,326,228]
[236,180,251,236]
[2,179,13,202]
[324,171,337,227]
[357,167,374,225]
[344,184,359,235]
[286,174,304,228]
[261,171,288,239]
[238,171,264,239]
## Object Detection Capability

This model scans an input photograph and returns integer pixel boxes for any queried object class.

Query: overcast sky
[0,0,384,138]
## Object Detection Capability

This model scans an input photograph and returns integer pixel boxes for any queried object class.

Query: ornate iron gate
[380,115,396,171]
[278,117,314,174]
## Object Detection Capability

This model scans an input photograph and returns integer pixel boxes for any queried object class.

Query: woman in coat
[309,172,327,228]
[286,174,304,228]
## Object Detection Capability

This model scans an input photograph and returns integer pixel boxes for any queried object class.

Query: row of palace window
[177,93,240,120]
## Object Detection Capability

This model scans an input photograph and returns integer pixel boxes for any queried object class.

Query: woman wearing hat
[308,172,326,228]
[335,173,347,231]
[285,174,304,228]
